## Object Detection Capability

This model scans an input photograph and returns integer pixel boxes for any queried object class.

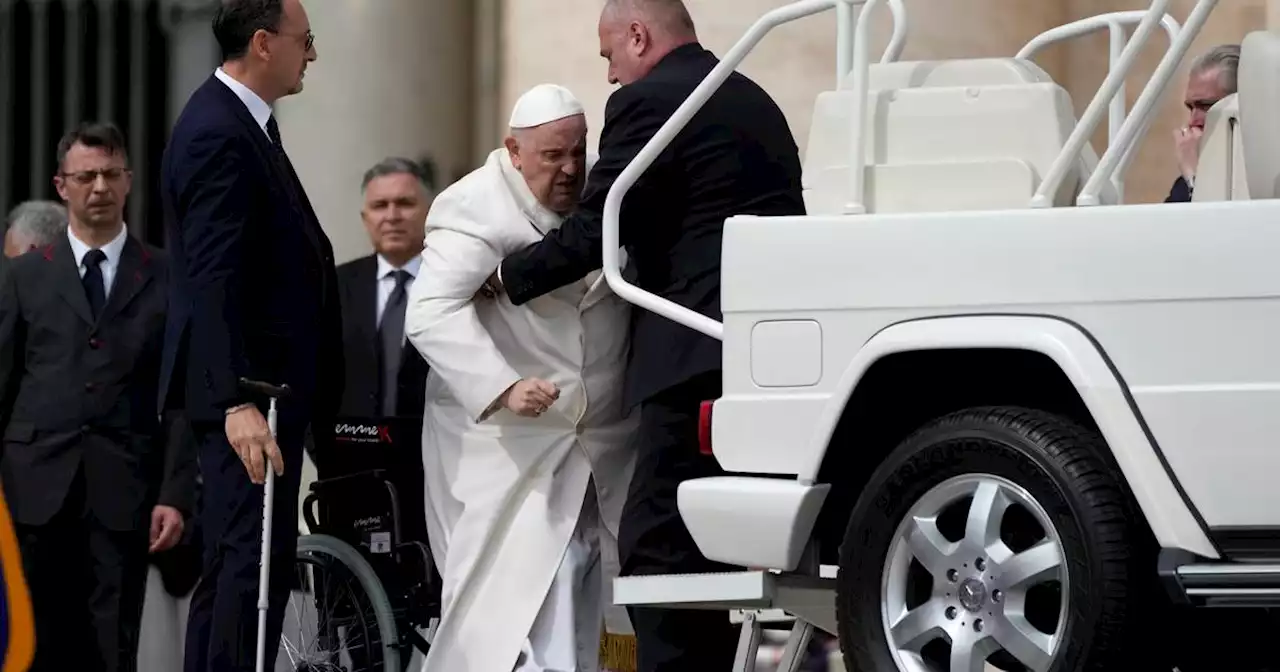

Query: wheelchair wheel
[278,533,401,671]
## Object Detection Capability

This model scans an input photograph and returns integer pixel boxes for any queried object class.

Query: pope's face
[507,115,588,214]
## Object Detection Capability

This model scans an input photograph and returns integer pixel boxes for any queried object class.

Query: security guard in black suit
[495,1,805,669]
[0,122,196,672]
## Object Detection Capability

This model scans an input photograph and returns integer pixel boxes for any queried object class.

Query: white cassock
[405,144,637,669]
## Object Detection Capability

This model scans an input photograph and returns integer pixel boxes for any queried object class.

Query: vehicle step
[1162,550,1280,607]
[613,570,838,633]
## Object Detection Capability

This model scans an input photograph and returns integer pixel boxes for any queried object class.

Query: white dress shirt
[377,254,422,330]
[67,224,128,297]
[214,67,272,138]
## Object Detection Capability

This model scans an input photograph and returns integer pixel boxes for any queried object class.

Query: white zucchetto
[509,83,585,129]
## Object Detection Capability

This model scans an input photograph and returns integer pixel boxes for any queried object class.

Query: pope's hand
[502,378,560,417]
[478,269,504,300]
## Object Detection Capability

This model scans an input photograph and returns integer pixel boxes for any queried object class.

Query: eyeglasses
[268,28,315,52]
[60,168,129,185]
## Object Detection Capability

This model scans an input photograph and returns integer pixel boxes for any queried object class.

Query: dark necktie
[266,117,309,212]
[266,115,284,151]
[82,249,107,319]
[265,116,295,181]
[379,270,411,416]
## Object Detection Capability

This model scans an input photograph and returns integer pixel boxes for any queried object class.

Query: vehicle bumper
[677,476,830,571]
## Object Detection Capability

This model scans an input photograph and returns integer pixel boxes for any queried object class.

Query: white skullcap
[509,83,585,129]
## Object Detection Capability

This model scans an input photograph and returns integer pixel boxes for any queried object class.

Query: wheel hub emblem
[958,578,987,612]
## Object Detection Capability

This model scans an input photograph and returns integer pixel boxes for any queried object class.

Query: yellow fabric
[600,631,637,672]
[0,483,34,672]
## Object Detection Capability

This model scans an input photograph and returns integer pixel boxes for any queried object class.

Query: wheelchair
[276,420,441,672]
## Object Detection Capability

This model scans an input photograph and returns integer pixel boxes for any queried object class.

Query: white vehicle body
[606,0,1280,669]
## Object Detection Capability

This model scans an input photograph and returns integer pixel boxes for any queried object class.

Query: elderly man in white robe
[405,83,637,672]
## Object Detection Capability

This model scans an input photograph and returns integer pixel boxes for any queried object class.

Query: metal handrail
[836,0,908,88]
[1077,0,1220,205]
[1030,0,1170,207]
[1017,11,1182,202]
[601,0,850,340]
[601,0,1221,338]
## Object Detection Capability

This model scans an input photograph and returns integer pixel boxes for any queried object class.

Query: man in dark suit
[0,122,195,671]
[332,157,432,545]
[1165,44,1239,203]
[493,1,804,669]
[157,1,341,670]
[336,157,432,424]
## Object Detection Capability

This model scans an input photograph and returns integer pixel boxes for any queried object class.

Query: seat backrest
[1190,94,1248,202]
[1239,31,1280,199]
[853,57,1056,89]
[803,58,1090,215]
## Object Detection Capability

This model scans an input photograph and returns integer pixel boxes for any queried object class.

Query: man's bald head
[599,0,698,86]
[602,0,695,35]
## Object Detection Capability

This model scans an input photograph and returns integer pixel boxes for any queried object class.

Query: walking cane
[238,378,291,672]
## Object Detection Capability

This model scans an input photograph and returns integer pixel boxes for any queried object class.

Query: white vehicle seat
[1239,31,1280,199]
[1190,94,1247,202]
[803,58,1103,215]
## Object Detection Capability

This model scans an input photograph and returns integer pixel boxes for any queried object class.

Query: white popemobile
[606,0,1280,670]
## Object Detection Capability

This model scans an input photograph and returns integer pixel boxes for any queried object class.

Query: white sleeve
[405,219,521,423]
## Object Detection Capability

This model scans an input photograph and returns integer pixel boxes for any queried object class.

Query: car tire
[836,406,1160,671]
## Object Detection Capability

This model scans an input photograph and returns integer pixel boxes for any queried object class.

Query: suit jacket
[336,254,429,419]
[158,75,343,430]
[0,236,196,531]
[499,43,805,408]
[1166,175,1192,203]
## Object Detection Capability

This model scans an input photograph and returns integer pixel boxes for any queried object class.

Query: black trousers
[184,410,305,672]
[618,372,739,672]
[19,467,149,672]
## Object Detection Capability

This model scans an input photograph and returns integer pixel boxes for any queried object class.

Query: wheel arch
[800,314,1217,560]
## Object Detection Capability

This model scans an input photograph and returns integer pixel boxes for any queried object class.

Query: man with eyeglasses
[0,121,196,671]
[1166,44,1239,203]
[159,1,340,670]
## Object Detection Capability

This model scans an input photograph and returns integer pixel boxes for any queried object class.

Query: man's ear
[250,28,273,61]
[503,135,521,169]
[628,20,648,53]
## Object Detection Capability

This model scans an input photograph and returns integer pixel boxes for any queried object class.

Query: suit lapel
[207,77,330,269]
[48,238,93,325]
[354,256,379,355]
[98,237,154,324]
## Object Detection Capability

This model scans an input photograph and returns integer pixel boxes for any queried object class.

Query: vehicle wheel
[837,406,1157,672]
[281,533,402,671]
